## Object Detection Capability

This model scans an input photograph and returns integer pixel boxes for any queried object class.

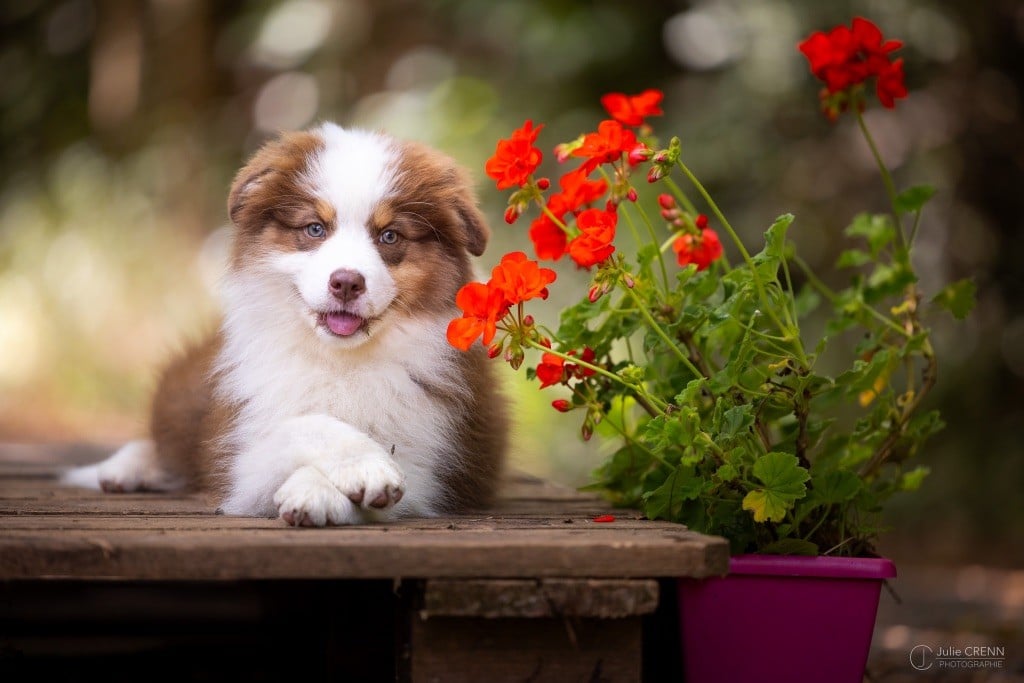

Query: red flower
[673,225,723,271]
[565,346,597,379]
[535,346,596,388]
[600,89,664,127]
[536,352,565,388]
[548,167,608,217]
[485,120,544,190]
[568,208,617,268]
[592,514,616,523]
[875,58,907,109]
[571,120,638,173]
[446,282,508,351]
[528,214,568,261]
[490,251,557,305]
[799,18,906,113]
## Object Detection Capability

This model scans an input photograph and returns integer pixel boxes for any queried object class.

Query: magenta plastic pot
[678,554,896,683]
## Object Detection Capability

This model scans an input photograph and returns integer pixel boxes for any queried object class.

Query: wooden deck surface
[0,443,728,581]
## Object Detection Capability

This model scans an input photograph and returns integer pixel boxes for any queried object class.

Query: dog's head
[224,123,489,348]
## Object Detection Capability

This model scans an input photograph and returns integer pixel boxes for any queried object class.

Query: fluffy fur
[64,123,508,526]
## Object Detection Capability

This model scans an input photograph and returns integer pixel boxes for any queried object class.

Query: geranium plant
[449,17,974,556]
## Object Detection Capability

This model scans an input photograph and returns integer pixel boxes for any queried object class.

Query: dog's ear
[227,162,271,224]
[454,189,490,257]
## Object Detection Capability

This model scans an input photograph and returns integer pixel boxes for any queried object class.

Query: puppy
[64,123,508,526]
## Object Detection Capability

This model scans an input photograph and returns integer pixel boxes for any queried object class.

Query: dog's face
[226,124,489,348]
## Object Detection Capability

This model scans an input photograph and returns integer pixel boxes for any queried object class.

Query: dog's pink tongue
[325,312,363,336]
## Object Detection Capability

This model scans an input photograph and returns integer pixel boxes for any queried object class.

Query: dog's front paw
[318,453,405,511]
[273,466,357,527]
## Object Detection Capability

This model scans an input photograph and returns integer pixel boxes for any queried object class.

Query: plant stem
[524,338,668,415]
[630,199,672,292]
[675,159,803,363]
[663,176,700,216]
[583,386,673,469]
[854,109,907,253]
[791,253,911,339]
[620,282,705,380]
[908,208,923,248]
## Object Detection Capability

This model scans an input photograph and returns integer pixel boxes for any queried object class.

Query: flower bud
[695,214,709,230]
[588,285,603,303]
[623,274,635,289]
[551,399,572,413]
[536,177,550,191]
[652,151,669,164]
[505,345,525,371]
[627,143,653,166]
[523,314,535,327]
[504,206,520,225]
[581,417,594,441]
[487,342,503,359]
[626,188,638,203]
[660,208,679,222]
[658,194,676,210]
[647,166,665,183]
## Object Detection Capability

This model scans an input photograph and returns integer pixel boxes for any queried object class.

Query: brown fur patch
[227,130,328,267]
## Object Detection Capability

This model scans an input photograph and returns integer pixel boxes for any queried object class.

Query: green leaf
[750,214,794,280]
[865,263,917,302]
[716,464,739,482]
[932,278,976,320]
[741,452,810,523]
[794,284,821,318]
[899,466,930,491]
[719,404,755,440]
[835,348,892,396]
[760,539,819,556]
[894,185,936,214]
[644,465,704,520]
[836,249,872,269]
[845,213,895,255]
[761,214,794,261]
[810,470,862,504]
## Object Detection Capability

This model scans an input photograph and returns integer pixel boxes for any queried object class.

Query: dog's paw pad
[322,457,405,512]
[273,467,357,527]
[99,480,126,493]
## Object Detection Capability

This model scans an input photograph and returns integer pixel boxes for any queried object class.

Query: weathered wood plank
[0,444,730,581]
[0,527,727,580]
[422,578,659,618]
[410,616,642,683]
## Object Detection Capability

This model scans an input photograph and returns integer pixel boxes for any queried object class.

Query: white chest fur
[213,272,465,518]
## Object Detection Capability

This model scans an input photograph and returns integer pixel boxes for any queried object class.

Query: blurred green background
[1,0,1021,568]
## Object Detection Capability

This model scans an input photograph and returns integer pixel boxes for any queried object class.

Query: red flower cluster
[568,208,617,268]
[536,346,596,388]
[673,215,723,271]
[528,168,609,261]
[484,121,544,190]
[601,89,664,127]
[799,17,906,117]
[488,90,666,268]
[446,252,556,350]
[572,120,638,174]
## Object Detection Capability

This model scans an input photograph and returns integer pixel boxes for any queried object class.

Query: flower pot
[678,554,896,683]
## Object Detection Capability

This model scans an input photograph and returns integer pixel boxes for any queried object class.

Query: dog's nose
[328,269,366,303]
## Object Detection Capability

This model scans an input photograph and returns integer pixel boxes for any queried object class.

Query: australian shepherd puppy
[64,123,507,526]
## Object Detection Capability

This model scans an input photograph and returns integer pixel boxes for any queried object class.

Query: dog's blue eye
[380,229,399,245]
[305,223,326,238]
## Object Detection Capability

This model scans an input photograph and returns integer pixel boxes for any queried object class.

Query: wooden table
[0,443,728,682]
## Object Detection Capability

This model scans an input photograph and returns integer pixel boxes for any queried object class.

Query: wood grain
[0,444,729,581]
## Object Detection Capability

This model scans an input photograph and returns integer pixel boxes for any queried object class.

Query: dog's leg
[222,414,406,526]
[61,439,187,493]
